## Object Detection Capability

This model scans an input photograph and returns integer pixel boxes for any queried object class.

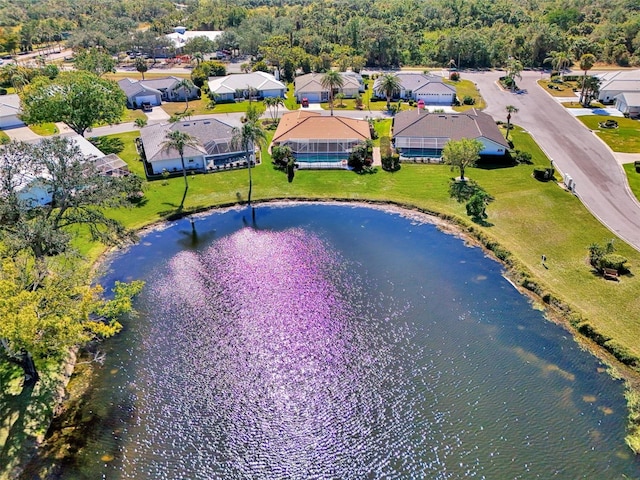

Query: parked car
[301,97,309,108]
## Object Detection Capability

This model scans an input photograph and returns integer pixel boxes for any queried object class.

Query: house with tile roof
[118,77,199,109]
[373,73,456,105]
[294,73,362,103]
[0,94,24,129]
[271,111,371,169]
[139,118,248,175]
[207,72,286,102]
[392,109,508,159]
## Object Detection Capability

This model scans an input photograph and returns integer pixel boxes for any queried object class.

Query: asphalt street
[464,70,640,252]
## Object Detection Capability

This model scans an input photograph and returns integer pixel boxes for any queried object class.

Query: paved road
[464,70,640,252]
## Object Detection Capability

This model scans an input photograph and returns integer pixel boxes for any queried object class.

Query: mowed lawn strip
[623,163,640,204]
[578,115,640,153]
[89,128,640,363]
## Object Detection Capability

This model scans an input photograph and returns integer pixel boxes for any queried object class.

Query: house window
[188,159,194,162]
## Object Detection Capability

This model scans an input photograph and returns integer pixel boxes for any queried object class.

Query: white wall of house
[615,97,640,116]
[150,155,206,175]
[132,94,161,107]
[477,137,507,155]
[414,91,455,105]
[261,88,286,98]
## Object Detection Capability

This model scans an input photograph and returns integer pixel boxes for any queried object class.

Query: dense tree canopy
[20,71,126,136]
[0,137,141,260]
[2,0,640,69]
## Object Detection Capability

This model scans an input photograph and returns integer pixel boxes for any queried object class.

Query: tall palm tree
[505,105,518,141]
[506,58,523,92]
[232,118,267,206]
[544,51,572,81]
[172,78,196,111]
[378,73,401,111]
[320,70,344,116]
[263,96,284,122]
[161,130,199,208]
[579,53,596,106]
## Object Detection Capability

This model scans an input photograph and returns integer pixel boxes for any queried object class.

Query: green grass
[623,163,640,203]
[121,108,147,123]
[0,131,10,143]
[29,123,58,136]
[446,79,486,110]
[538,79,578,97]
[577,116,640,153]
[284,83,299,110]
[373,119,391,146]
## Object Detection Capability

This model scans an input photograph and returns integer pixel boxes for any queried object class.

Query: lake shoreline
[21,198,640,477]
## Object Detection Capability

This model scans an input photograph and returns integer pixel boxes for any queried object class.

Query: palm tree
[505,105,518,141]
[172,78,196,111]
[320,70,344,116]
[579,53,596,106]
[192,52,204,67]
[544,51,572,81]
[134,57,148,80]
[232,118,267,206]
[378,73,401,111]
[335,92,346,108]
[263,96,284,122]
[506,58,523,92]
[161,130,199,209]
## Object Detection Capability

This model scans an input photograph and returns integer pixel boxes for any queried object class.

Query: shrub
[449,72,460,81]
[513,150,533,164]
[381,153,400,172]
[635,160,640,172]
[134,117,147,128]
[600,253,628,273]
[0,87,6,95]
[533,167,555,181]
[462,95,475,105]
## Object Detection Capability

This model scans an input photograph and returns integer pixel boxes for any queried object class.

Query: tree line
[1,0,640,71]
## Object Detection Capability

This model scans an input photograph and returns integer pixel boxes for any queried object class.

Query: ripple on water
[118,227,469,479]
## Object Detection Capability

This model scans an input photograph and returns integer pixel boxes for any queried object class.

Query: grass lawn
[29,123,58,136]
[577,115,640,153]
[0,130,10,143]
[284,83,299,111]
[446,79,486,111]
[537,79,579,97]
[121,108,147,123]
[104,71,191,82]
[372,119,391,146]
[623,163,640,203]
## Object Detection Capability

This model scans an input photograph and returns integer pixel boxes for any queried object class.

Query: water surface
[76,204,639,479]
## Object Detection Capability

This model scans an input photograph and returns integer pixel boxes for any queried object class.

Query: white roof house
[294,73,362,103]
[615,92,640,117]
[166,27,224,51]
[0,94,24,129]
[207,72,286,101]
[374,73,457,105]
[596,70,640,103]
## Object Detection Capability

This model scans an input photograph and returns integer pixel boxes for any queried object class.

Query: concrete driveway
[464,70,640,251]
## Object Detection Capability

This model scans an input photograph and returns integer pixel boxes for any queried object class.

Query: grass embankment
[29,123,58,136]
[623,163,640,203]
[446,78,486,111]
[538,79,578,97]
[577,115,640,153]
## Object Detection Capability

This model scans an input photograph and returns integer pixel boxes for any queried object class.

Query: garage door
[134,94,160,106]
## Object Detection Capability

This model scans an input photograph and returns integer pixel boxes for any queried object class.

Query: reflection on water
[76,205,639,479]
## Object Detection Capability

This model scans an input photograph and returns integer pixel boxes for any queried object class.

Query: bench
[603,267,619,280]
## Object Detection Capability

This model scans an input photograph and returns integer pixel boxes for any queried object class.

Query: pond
[71,203,639,478]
